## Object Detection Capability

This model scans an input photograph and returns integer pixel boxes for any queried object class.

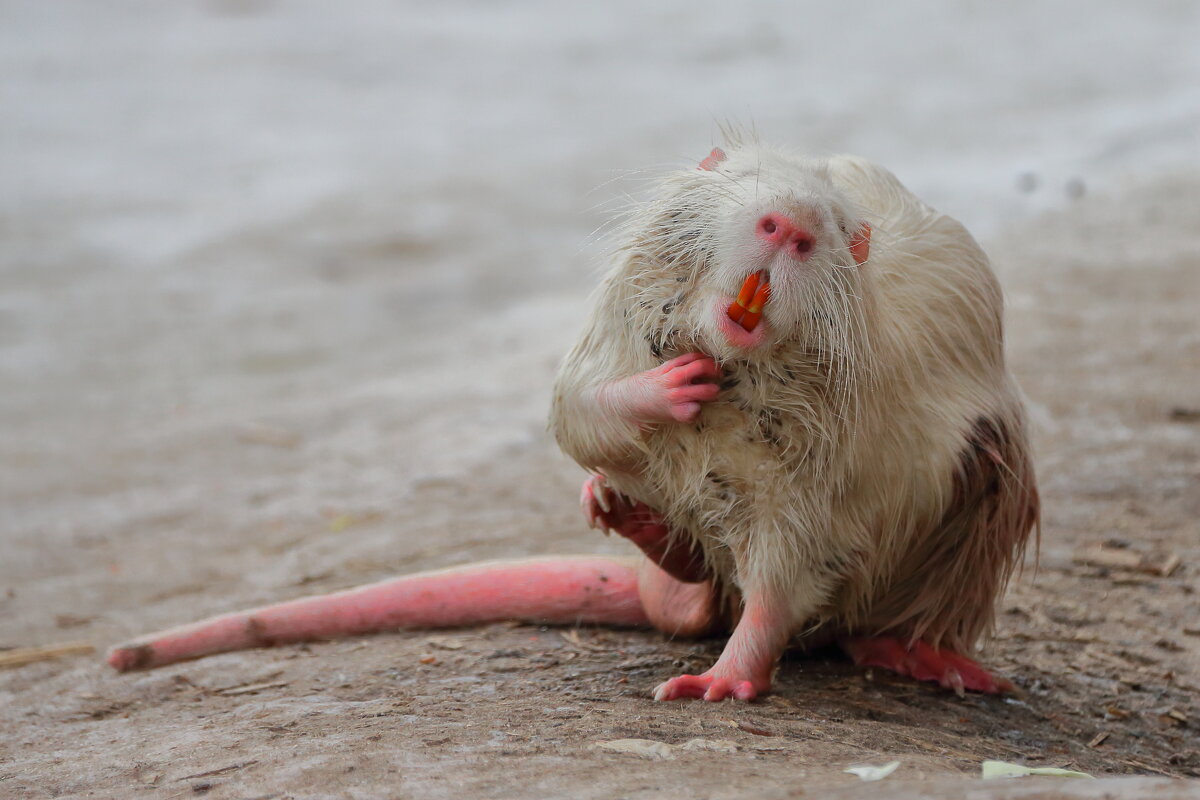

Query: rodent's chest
[642,361,821,524]
[712,363,798,451]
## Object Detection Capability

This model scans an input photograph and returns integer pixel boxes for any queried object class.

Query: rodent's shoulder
[826,154,987,273]
[826,155,1002,368]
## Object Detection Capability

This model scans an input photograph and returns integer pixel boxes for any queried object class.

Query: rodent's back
[824,155,1036,649]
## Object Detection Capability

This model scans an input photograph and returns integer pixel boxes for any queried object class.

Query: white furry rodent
[105,140,1037,702]
[551,141,1039,701]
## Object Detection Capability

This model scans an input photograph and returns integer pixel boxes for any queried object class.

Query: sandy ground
[4,166,1199,800]
[3,2,1200,798]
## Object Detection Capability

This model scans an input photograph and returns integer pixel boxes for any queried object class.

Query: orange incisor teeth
[727,271,770,332]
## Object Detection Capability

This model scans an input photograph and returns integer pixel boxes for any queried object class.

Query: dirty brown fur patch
[857,415,1040,653]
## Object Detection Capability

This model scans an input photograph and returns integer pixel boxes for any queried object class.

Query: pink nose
[756,213,816,260]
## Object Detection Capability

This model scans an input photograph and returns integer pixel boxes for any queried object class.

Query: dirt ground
[3,162,1200,798]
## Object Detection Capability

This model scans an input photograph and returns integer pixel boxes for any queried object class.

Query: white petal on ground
[844,760,902,781]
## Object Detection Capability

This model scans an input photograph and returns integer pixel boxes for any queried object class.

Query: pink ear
[698,147,727,171]
[848,222,871,265]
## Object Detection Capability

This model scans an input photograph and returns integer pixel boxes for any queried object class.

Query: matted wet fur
[551,139,1040,657]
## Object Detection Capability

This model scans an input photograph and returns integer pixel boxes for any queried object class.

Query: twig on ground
[175,761,259,782]
[0,642,94,669]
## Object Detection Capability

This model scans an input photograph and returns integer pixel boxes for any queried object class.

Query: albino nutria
[550,142,1038,700]
[108,141,1038,704]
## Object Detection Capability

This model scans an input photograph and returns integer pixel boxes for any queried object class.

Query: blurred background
[2,1,1199,793]
[3,0,1199,632]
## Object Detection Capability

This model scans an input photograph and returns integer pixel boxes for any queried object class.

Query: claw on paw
[580,474,616,532]
[653,672,761,702]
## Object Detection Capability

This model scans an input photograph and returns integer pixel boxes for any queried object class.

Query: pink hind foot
[580,474,708,583]
[841,637,1014,695]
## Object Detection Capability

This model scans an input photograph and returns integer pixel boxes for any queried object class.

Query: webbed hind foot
[580,473,708,583]
[841,636,1013,695]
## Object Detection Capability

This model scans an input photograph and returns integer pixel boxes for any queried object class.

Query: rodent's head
[625,144,872,363]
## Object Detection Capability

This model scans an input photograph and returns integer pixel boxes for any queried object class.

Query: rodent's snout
[755,212,816,261]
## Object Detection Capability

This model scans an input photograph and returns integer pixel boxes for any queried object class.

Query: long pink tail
[107,556,649,671]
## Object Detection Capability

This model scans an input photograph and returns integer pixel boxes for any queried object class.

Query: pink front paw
[654,352,721,423]
[653,671,765,703]
[607,352,721,427]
